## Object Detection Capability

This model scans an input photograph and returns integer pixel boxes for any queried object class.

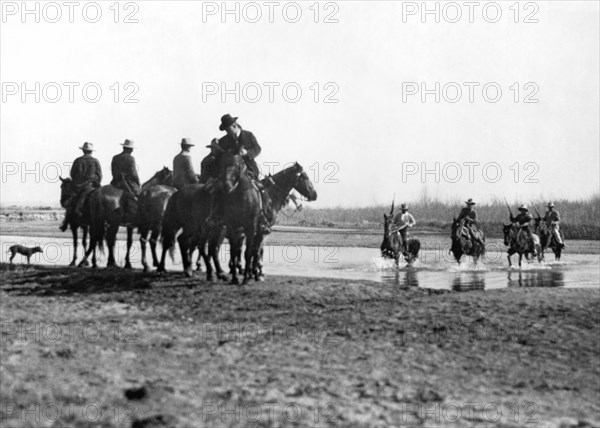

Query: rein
[266,170,303,217]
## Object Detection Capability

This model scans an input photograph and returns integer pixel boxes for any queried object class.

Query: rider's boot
[59,211,71,232]
[74,194,85,218]
[122,195,138,227]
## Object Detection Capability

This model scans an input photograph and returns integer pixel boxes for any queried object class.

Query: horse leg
[69,225,78,266]
[78,230,95,268]
[140,229,149,272]
[195,249,203,272]
[91,246,97,268]
[201,244,214,282]
[251,234,265,281]
[178,233,193,277]
[149,230,160,268]
[124,227,133,269]
[158,246,168,273]
[193,230,212,281]
[106,223,119,268]
[256,246,265,281]
[211,230,228,281]
[229,237,240,285]
[81,226,90,266]
[242,232,256,285]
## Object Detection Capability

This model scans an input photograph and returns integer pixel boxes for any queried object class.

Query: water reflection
[381,268,419,289]
[507,269,565,288]
[451,272,486,292]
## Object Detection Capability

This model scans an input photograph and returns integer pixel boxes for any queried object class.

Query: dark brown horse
[503,223,542,267]
[78,168,173,268]
[381,202,420,266]
[158,184,219,278]
[137,167,175,271]
[534,218,564,261]
[159,162,317,283]
[450,218,486,265]
[230,163,318,281]
[59,177,90,266]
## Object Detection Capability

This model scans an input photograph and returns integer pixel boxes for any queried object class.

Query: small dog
[7,245,43,264]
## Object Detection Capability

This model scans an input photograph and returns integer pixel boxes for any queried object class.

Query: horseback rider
[392,203,416,254]
[510,204,535,254]
[200,140,222,184]
[110,139,140,224]
[457,198,484,247]
[543,202,565,248]
[206,114,270,230]
[217,114,261,179]
[172,138,200,190]
[59,142,102,231]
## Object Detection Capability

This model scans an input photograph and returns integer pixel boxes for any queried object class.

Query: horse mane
[271,163,301,183]
[141,167,173,192]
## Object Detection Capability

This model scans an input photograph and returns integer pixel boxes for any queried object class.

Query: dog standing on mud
[7,245,43,264]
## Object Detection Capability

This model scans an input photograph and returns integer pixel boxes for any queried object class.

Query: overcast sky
[1,1,598,208]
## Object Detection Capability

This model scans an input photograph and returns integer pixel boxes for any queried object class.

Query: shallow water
[2,235,598,291]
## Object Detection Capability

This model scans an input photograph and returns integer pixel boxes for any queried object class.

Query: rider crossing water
[450,198,486,265]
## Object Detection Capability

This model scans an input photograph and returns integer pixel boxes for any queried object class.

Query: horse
[449,218,486,265]
[137,167,176,272]
[534,218,564,261]
[502,223,542,267]
[230,163,318,281]
[59,177,91,266]
[159,162,317,283]
[158,183,222,279]
[380,202,420,266]
[78,168,173,269]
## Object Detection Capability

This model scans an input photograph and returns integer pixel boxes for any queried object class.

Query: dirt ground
[1,263,599,428]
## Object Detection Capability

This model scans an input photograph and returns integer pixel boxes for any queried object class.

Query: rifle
[120,173,139,201]
[504,197,514,219]
[532,205,542,220]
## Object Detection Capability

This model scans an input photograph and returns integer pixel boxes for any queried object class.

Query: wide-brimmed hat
[181,138,194,147]
[120,139,135,148]
[465,198,476,205]
[79,142,95,151]
[205,141,223,152]
[400,203,408,210]
[547,202,555,208]
[219,114,238,131]
[518,204,528,211]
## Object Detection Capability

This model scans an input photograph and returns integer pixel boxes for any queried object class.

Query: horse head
[59,176,73,208]
[289,163,317,201]
[269,163,317,203]
[382,212,392,239]
[380,201,399,259]
[157,166,173,185]
[502,223,513,246]
[450,217,463,241]
[220,152,246,194]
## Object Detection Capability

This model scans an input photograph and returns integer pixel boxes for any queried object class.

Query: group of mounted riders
[59,114,317,283]
[383,197,565,267]
[61,114,262,231]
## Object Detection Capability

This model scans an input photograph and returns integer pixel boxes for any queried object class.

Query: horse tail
[161,193,179,261]
[86,192,105,255]
[89,216,105,255]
